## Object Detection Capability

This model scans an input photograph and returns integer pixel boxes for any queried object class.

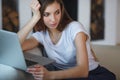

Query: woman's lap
[66,65,116,80]
[88,65,116,80]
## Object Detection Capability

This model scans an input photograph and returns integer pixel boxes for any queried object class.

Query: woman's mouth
[50,23,57,27]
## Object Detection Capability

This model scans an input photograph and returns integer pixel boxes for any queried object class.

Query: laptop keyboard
[24,53,55,66]
[25,59,37,67]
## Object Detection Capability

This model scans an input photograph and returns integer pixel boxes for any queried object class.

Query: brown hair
[34,0,73,32]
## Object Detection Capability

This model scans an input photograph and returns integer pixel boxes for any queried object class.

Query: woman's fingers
[34,64,41,67]
[30,0,41,19]
[30,0,41,11]
[30,0,40,11]
[34,77,43,80]
[27,67,41,73]
[30,72,43,80]
[27,66,44,78]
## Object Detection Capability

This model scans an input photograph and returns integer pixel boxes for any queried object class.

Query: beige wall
[92,45,120,80]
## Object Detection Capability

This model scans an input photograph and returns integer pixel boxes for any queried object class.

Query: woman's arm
[17,0,41,44]
[17,0,41,51]
[49,32,89,79]
[21,37,39,51]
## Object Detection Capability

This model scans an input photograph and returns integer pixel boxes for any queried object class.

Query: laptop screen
[0,30,27,70]
[0,30,55,71]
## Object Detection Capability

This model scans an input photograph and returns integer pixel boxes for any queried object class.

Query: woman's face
[43,1,61,30]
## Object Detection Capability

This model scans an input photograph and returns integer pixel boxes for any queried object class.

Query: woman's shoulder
[64,21,89,36]
[32,31,47,37]
[68,21,82,26]
[65,21,84,31]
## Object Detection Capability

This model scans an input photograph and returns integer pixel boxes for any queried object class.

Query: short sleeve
[32,31,43,44]
[68,21,90,41]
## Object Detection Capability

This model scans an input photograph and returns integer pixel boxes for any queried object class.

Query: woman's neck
[48,29,62,44]
[48,29,60,36]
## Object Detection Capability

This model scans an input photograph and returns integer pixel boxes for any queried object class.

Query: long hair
[34,0,73,32]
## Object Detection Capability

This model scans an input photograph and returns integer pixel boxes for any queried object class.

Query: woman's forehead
[44,1,60,12]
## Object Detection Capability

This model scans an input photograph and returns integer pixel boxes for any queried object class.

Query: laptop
[0,30,55,71]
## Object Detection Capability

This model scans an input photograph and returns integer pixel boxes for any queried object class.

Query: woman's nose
[50,15,56,22]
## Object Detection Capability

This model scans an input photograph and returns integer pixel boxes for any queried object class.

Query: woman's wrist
[30,15,40,25]
[32,11,41,21]
[32,15,40,22]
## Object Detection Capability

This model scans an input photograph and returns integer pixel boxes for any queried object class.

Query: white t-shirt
[32,21,99,71]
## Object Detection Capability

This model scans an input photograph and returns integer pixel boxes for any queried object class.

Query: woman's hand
[30,0,41,21]
[27,65,51,80]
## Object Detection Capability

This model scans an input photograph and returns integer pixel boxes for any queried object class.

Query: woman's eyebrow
[44,8,60,13]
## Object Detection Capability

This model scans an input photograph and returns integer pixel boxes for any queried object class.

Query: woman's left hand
[27,65,51,80]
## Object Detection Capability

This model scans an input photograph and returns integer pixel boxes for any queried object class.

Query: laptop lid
[0,30,27,71]
[0,30,55,71]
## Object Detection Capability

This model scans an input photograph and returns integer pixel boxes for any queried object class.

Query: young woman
[17,0,116,80]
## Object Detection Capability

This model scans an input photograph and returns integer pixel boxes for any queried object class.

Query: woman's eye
[55,10,60,15]
[43,13,49,17]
